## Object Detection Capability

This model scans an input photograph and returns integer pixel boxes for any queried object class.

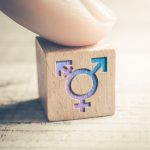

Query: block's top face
[36,37,113,54]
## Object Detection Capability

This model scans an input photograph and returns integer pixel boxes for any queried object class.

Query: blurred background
[0,0,150,149]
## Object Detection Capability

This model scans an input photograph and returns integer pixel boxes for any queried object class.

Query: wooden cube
[36,37,115,121]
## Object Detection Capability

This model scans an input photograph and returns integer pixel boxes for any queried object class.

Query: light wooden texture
[36,37,115,121]
[0,0,150,149]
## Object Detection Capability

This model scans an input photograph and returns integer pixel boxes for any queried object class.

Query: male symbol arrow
[91,57,107,74]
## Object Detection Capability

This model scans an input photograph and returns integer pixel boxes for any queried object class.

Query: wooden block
[36,37,115,121]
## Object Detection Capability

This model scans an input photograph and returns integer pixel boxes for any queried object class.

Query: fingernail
[80,0,117,23]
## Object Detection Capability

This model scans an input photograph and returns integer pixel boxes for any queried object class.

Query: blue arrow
[91,57,107,74]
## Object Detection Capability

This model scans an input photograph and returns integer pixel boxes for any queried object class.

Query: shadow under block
[36,37,115,121]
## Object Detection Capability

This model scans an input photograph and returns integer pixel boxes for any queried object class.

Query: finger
[0,0,116,46]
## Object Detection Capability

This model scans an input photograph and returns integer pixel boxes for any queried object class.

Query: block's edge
[35,37,49,120]
[47,112,115,122]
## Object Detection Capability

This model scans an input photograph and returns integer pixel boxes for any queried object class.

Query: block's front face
[45,46,115,121]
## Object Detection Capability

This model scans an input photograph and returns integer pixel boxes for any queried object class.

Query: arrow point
[91,57,107,73]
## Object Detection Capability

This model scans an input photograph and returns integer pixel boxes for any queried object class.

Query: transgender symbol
[55,57,107,112]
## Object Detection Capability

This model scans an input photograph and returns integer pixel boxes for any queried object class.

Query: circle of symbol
[65,69,98,100]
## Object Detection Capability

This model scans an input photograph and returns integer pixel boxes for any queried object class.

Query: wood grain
[0,0,150,149]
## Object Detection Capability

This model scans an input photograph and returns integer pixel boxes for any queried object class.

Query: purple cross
[74,99,91,112]
[62,66,73,77]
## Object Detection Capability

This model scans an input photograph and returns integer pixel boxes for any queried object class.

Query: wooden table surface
[0,0,150,149]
